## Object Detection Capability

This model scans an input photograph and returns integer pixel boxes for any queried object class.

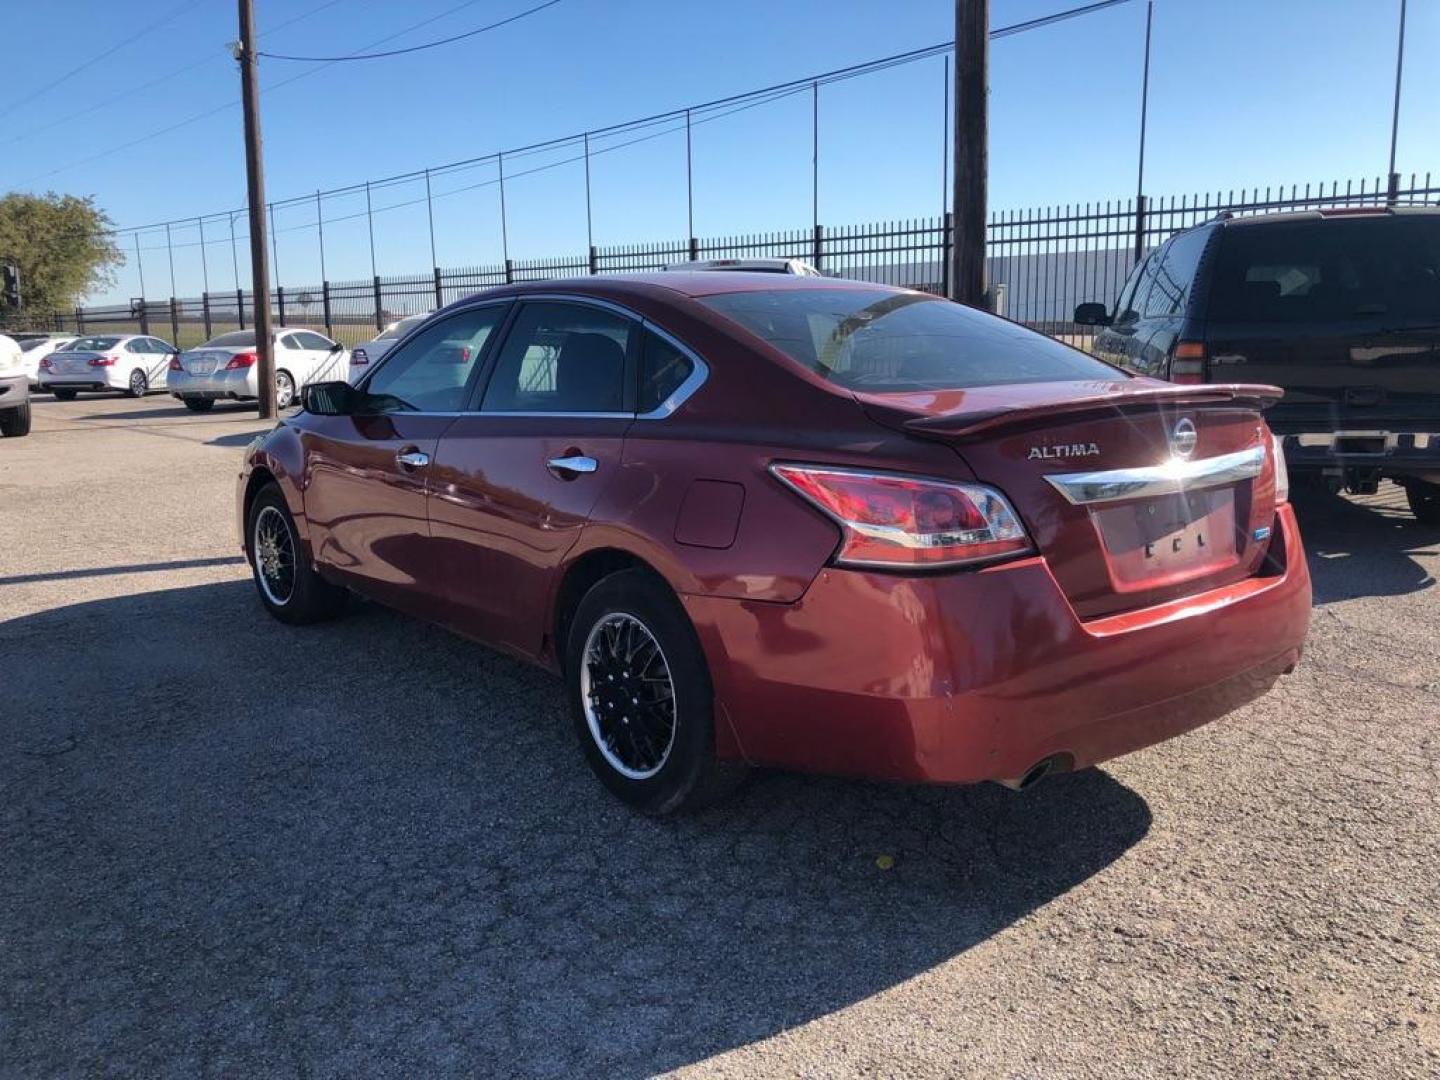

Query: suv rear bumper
[1280,431,1440,481]
[685,502,1310,786]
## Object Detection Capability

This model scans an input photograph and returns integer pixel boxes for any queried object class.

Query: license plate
[190,358,217,374]
[1093,488,1238,588]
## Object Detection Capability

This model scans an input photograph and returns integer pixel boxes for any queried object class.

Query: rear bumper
[0,373,28,410]
[168,367,258,400]
[1281,431,1440,478]
[685,502,1311,785]
[40,369,126,391]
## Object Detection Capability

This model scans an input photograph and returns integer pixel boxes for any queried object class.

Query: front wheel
[565,568,746,814]
[246,483,347,624]
[181,396,215,413]
[126,369,148,398]
[0,403,30,438]
[1406,481,1440,525]
[274,370,296,410]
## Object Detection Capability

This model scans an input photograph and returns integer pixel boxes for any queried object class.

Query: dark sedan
[237,274,1311,813]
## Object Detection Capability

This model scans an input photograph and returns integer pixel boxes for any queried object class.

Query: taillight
[1272,435,1290,503]
[352,348,368,365]
[771,464,1032,569]
[1170,341,1207,384]
[40,357,53,370]
[88,355,117,367]
[168,354,183,372]
[225,352,257,370]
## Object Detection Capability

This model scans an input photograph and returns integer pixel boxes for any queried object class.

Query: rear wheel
[246,483,347,624]
[1405,481,1440,525]
[51,388,77,401]
[0,403,30,438]
[181,396,215,413]
[126,369,148,398]
[565,568,746,814]
[274,370,296,410]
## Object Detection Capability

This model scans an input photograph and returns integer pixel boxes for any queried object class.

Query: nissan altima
[237,274,1311,813]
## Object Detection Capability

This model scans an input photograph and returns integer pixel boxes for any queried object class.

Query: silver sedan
[169,328,349,411]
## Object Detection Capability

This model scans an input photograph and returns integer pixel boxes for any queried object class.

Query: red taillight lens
[168,354,183,372]
[88,355,117,367]
[1170,341,1206,384]
[40,357,53,370]
[352,348,368,365]
[225,351,257,370]
[771,465,1032,568]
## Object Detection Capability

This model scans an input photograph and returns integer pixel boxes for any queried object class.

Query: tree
[0,192,123,316]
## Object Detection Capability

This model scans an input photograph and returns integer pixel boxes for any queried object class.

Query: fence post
[688,236,699,263]
[942,211,954,298]
[812,224,824,271]
[322,280,333,338]
[372,275,384,331]
[169,297,180,345]
[433,267,443,310]
[504,259,515,285]
[277,285,286,327]
[1132,194,1148,265]
[588,246,598,275]
[202,292,212,339]
[74,306,84,333]
[237,288,246,331]
[139,302,150,336]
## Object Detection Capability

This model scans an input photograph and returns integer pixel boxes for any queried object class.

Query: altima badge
[1028,442,1100,460]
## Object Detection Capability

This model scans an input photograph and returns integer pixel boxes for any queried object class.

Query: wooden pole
[952,0,989,309]
[237,0,275,418]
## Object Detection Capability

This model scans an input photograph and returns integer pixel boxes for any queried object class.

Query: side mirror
[1073,302,1112,327]
[329,341,344,352]
[301,380,360,416]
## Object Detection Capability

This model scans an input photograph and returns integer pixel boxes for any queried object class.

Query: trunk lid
[47,351,104,375]
[860,379,1284,620]
[180,348,239,375]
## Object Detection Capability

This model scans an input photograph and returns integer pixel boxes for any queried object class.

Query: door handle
[547,454,598,476]
[396,449,430,469]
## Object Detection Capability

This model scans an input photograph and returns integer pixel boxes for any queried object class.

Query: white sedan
[348,313,430,381]
[168,328,349,412]
[13,334,75,387]
[40,334,179,399]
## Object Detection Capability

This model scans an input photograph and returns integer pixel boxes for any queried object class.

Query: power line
[0,0,208,120]
[259,0,563,62]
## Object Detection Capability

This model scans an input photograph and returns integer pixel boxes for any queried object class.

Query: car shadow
[1,581,1151,1077]
[1291,483,1439,605]
[77,403,259,422]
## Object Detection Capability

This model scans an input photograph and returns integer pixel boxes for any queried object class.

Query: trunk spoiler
[899,383,1285,440]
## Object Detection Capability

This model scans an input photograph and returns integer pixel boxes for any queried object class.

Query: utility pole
[236,0,276,419]
[951,0,989,308]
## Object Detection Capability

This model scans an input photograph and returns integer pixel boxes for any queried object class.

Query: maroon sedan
[237,274,1311,813]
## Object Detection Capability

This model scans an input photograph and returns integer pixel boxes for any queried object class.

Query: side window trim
[467,296,639,417]
[636,319,709,420]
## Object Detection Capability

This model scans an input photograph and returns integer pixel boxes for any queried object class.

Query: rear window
[377,315,426,340]
[66,336,120,352]
[202,331,255,348]
[701,288,1120,391]
[1210,216,1440,323]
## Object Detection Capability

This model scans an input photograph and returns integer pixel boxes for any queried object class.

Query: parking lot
[1,392,1437,1077]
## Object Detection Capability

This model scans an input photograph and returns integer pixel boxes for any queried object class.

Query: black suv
[1075,207,1440,522]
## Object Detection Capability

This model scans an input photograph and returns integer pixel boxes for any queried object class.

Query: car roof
[1214,205,1440,229]
[460,271,902,305]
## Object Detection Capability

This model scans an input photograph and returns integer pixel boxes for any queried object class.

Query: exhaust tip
[995,753,1072,793]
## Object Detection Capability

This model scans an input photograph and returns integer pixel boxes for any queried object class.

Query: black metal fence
[13,172,1434,351]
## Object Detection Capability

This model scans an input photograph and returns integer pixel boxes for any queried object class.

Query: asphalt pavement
[1,393,1436,1078]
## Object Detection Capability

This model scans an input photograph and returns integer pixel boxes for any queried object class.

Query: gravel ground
[1,393,1436,1079]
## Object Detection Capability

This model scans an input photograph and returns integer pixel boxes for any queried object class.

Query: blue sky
[2,0,1435,303]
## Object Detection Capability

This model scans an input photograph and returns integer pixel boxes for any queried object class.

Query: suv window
[481,302,633,413]
[638,330,696,413]
[364,305,504,413]
[704,288,1120,391]
[1143,228,1210,317]
[1112,255,1150,324]
[1209,216,1440,323]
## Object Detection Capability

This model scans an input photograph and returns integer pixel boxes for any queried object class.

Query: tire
[1406,481,1440,525]
[274,370,296,410]
[565,568,746,814]
[126,369,148,398]
[51,388,77,401]
[245,483,347,625]
[0,403,30,438]
[181,396,215,413]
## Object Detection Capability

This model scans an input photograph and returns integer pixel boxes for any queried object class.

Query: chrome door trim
[1044,443,1267,506]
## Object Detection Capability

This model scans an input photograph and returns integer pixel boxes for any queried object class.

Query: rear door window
[1209,216,1440,323]
[480,302,634,413]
